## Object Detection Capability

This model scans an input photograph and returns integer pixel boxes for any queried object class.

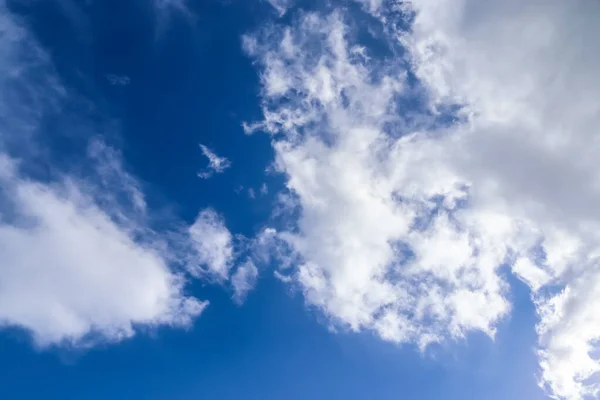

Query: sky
[0,1,599,399]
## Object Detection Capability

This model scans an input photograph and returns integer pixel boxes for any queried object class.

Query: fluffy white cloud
[246,2,600,398]
[0,1,211,347]
[245,11,511,351]
[186,209,262,300]
[186,209,264,300]
[400,1,600,398]
[0,148,208,347]
[231,260,259,304]
[188,208,235,280]
[197,144,231,179]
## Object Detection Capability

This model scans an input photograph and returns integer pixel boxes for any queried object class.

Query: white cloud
[0,149,207,347]
[245,11,511,351]
[246,2,600,398]
[186,210,265,302]
[231,260,259,304]
[399,1,600,398]
[186,210,264,302]
[353,0,383,14]
[0,1,211,347]
[197,144,231,179]
[188,208,234,280]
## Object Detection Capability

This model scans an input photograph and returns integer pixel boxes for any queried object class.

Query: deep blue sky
[0,1,549,399]
[2,276,544,400]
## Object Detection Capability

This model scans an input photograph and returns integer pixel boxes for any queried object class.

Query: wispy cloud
[106,74,131,86]
[186,209,262,303]
[197,144,231,179]
[265,0,294,17]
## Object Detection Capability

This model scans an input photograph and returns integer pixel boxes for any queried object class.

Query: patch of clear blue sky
[0,0,547,399]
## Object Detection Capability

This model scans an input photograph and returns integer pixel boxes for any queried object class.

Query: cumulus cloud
[245,10,509,350]
[400,1,600,398]
[0,1,211,347]
[197,144,231,179]
[245,2,600,398]
[0,148,207,347]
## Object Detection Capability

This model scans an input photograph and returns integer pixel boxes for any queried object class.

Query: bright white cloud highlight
[246,2,600,398]
[198,144,231,179]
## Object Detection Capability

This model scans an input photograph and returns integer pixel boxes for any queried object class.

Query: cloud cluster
[244,11,510,350]
[186,209,261,303]
[245,2,600,398]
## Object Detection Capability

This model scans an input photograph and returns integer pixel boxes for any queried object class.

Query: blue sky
[1,1,600,400]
